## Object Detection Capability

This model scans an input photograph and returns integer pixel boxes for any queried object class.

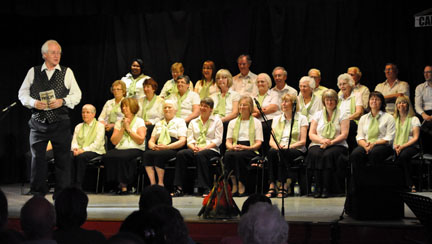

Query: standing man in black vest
[18,40,82,199]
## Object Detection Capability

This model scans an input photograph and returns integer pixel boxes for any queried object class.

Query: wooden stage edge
[3,184,432,244]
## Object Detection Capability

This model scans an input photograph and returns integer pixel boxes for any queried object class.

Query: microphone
[2,102,17,112]
[292,99,297,117]
[253,98,262,110]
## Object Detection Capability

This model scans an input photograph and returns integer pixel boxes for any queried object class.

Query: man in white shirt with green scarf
[71,104,106,189]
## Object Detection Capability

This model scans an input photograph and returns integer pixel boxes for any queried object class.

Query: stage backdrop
[0,0,431,183]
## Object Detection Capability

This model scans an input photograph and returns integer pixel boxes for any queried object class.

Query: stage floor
[2,183,427,224]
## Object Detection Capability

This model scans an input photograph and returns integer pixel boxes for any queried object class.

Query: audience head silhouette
[20,196,56,241]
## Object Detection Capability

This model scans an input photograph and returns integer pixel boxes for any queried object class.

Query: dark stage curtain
[0,0,431,183]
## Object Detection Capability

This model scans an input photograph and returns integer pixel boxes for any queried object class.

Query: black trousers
[267,148,304,183]
[224,144,258,184]
[174,149,220,189]
[28,118,72,195]
[142,149,178,169]
[347,120,358,153]
[103,148,142,185]
[72,151,100,188]
[394,146,419,188]
[306,145,348,191]
[420,110,432,154]
[350,144,394,187]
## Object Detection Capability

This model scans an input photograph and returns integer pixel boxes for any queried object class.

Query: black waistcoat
[29,65,70,123]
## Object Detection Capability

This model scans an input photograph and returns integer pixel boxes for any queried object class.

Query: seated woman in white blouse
[211,69,240,123]
[171,98,223,197]
[211,69,240,154]
[194,60,219,99]
[225,96,263,197]
[298,76,323,122]
[266,94,308,198]
[71,104,106,189]
[350,91,396,186]
[337,73,364,152]
[103,98,147,195]
[306,89,349,198]
[252,73,280,154]
[136,78,164,146]
[393,96,421,192]
[143,100,187,187]
[166,75,200,124]
[98,80,126,149]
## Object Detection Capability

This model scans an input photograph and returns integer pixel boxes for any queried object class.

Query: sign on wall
[415,8,432,27]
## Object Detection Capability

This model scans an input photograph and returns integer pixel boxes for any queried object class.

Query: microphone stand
[254,98,297,216]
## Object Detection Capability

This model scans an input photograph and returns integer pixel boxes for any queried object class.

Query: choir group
[20,41,432,199]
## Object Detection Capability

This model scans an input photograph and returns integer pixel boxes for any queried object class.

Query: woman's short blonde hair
[111,80,127,96]
[394,95,415,119]
[321,89,339,105]
[238,96,254,115]
[257,73,272,88]
[215,69,233,88]
[171,62,184,73]
[121,98,139,115]
[281,93,299,112]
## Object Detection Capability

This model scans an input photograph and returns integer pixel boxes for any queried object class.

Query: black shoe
[313,188,321,198]
[170,187,184,197]
[232,192,239,197]
[321,188,329,198]
[117,190,130,195]
[25,189,46,197]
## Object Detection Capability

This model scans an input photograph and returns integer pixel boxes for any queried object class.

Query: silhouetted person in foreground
[53,187,106,244]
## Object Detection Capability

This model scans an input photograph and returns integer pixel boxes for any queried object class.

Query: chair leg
[96,168,100,194]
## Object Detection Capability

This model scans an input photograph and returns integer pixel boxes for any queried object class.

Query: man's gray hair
[272,66,287,77]
[238,202,288,244]
[41,40,61,56]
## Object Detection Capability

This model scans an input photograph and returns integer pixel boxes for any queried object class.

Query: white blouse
[253,90,281,121]
[310,109,349,148]
[194,80,219,98]
[271,112,309,152]
[136,96,164,125]
[338,91,363,116]
[98,98,124,124]
[187,115,223,153]
[166,91,201,120]
[210,90,241,118]
[121,73,151,99]
[394,116,421,146]
[356,111,395,144]
[151,117,187,140]
[71,120,106,155]
[298,93,323,122]
[227,117,264,142]
[114,117,146,151]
